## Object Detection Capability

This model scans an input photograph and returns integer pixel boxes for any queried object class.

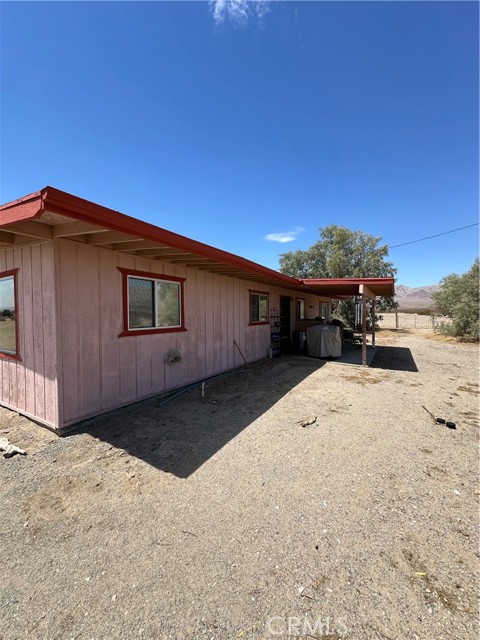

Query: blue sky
[1,1,478,287]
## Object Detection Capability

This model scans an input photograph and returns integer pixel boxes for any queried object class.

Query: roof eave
[0,190,44,224]
[1,186,318,294]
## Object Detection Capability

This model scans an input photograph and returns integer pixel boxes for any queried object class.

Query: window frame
[319,301,330,319]
[0,268,21,362]
[248,290,270,326]
[296,297,305,320]
[118,267,186,337]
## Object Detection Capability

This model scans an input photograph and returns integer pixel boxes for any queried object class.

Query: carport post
[362,294,367,366]
[372,299,376,348]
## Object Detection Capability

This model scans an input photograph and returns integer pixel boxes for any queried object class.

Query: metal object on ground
[422,405,457,429]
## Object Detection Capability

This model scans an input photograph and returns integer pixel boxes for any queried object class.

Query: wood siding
[0,243,59,428]
[0,239,327,430]
[56,240,324,428]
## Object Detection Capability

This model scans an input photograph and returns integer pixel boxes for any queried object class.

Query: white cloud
[210,0,271,27]
[264,227,304,243]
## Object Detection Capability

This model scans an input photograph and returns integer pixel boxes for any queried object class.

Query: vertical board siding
[0,243,59,428]
[204,273,214,376]
[22,247,36,419]
[99,250,121,410]
[41,244,58,426]
[31,246,45,421]
[77,245,102,417]
[1,240,333,430]
[55,240,328,426]
[185,269,198,383]
[195,271,207,380]
[58,242,80,422]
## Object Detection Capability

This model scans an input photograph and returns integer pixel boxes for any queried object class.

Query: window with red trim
[249,291,269,324]
[0,269,19,359]
[118,268,186,336]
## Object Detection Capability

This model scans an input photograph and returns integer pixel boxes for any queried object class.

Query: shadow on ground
[77,357,326,478]
[370,346,418,372]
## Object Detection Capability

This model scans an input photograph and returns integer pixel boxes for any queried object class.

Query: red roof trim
[0,191,44,225]
[41,187,308,288]
[0,187,395,298]
[302,278,395,286]
[1,186,312,291]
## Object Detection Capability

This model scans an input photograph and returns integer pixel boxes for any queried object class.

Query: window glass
[128,277,155,328]
[258,295,268,322]
[319,302,330,319]
[0,275,16,354]
[156,281,181,327]
[296,299,305,319]
[250,293,269,323]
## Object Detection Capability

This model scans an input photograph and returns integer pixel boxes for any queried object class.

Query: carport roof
[302,278,395,298]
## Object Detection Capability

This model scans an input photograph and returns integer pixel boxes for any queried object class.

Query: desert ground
[0,329,478,640]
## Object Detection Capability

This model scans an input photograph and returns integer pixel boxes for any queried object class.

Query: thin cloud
[265,227,304,243]
[210,0,271,27]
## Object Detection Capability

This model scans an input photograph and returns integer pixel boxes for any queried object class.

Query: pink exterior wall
[55,240,324,428]
[0,239,326,430]
[0,243,59,429]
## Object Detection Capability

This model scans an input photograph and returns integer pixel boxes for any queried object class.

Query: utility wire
[389,223,479,249]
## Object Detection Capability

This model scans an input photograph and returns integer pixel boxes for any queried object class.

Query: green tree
[279,225,397,327]
[433,259,479,341]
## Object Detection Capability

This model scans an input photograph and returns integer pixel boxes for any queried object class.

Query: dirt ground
[0,330,478,640]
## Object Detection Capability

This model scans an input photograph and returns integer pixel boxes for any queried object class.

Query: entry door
[279,296,291,353]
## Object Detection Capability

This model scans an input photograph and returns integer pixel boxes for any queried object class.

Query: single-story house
[0,187,394,432]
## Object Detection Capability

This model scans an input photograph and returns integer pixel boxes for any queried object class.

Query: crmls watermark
[266,615,348,637]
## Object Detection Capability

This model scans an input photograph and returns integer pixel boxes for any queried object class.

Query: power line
[389,223,479,249]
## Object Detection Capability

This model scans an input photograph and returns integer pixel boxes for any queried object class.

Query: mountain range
[394,284,441,310]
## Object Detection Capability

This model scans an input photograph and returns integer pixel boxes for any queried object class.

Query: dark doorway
[279,296,291,353]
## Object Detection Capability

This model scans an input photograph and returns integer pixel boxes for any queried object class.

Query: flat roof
[0,186,321,294]
[0,187,395,298]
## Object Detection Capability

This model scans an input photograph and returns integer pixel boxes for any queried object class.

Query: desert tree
[433,258,479,341]
[279,225,397,327]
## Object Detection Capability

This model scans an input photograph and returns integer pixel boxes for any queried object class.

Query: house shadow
[77,357,326,478]
[369,346,418,372]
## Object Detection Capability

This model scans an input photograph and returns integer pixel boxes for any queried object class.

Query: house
[0,187,340,432]
[0,187,394,432]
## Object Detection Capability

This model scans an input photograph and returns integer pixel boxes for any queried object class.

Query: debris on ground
[0,437,26,458]
[296,415,317,427]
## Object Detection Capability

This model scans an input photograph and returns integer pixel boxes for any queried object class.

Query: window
[249,291,269,324]
[319,302,330,319]
[118,268,186,336]
[0,269,20,360]
[296,298,305,320]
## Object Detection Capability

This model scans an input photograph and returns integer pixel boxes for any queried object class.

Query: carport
[301,277,396,366]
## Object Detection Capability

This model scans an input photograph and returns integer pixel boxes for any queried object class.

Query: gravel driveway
[0,330,478,640]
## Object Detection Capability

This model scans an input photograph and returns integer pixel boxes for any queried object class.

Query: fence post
[414,313,417,328]
[395,311,399,329]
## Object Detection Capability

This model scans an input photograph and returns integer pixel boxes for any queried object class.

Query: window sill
[0,352,22,362]
[248,321,270,327]
[119,326,187,337]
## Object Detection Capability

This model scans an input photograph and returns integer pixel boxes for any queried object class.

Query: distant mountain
[394,284,441,310]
